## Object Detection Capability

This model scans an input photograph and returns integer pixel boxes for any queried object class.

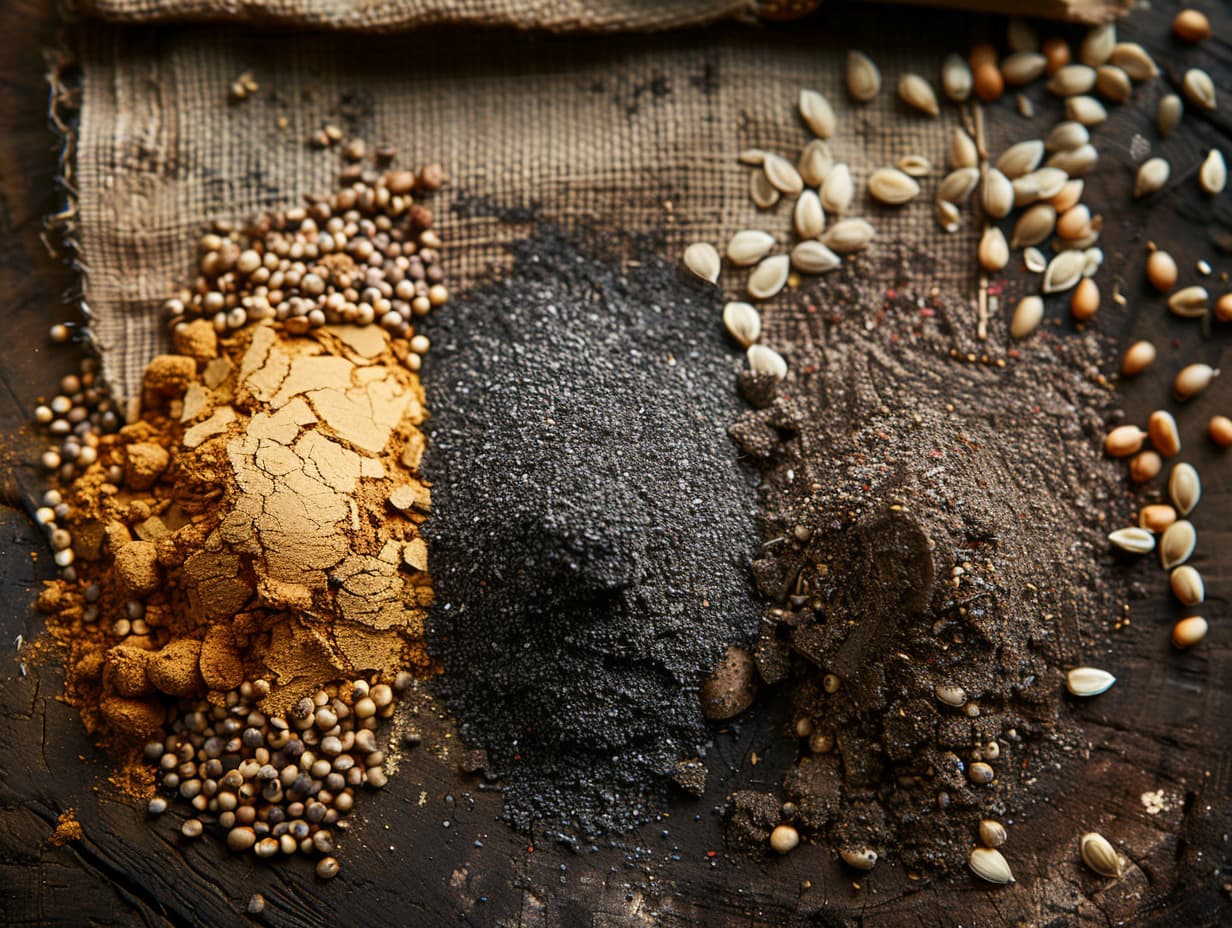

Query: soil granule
[423,228,760,835]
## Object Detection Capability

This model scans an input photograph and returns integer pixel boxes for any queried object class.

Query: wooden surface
[0,1,1229,926]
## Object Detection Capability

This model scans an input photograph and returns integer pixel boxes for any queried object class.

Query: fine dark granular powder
[423,228,760,835]
[727,264,1133,873]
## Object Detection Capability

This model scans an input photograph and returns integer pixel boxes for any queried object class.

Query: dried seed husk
[723,301,761,347]
[738,148,766,165]
[941,53,973,102]
[1082,247,1103,278]
[1023,247,1047,273]
[1140,504,1177,533]
[868,167,921,205]
[1121,339,1156,376]
[1047,64,1096,97]
[840,848,878,871]
[747,343,787,378]
[790,240,842,274]
[1160,519,1196,569]
[793,191,825,240]
[1170,565,1204,606]
[996,139,1046,179]
[1199,150,1227,196]
[763,153,804,196]
[747,254,791,300]
[1079,23,1116,67]
[1108,527,1154,554]
[682,242,721,284]
[1066,667,1116,697]
[1050,178,1085,212]
[979,819,1008,848]
[821,218,875,254]
[1046,121,1090,152]
[950,129,978,170]
[1174,363,1219,401]
[821,163,854,214]
[1046,144,1099,176]
[1149,410,1181,456]
[938,166,980,203]
[1147,250,1178,292]
[1080,832,1122,878]
[934,684,966,707]
[1011,204,1056,249]
[978,226,1009,272]
[935,200,961,233]
[798,139,834,187]
[1010,295,1044,339]
[1094,65,1132,104]
[1109,42,1158,80]
[1066,95,1108,126]
[1182,68,1216,111]
[897,154,932,178]
[750,169,780,209]
[1071,277,1100,320]
[1007,17,1039,53]
[846,50,881,102]
[1134,157,1170,198]
[1001,52,1047,86]
[1169,285,1209,319]
[1172,615,1208,649]
[1105,424,1147,457]
[1130,450,1161,483]
[1043,249,1086,294]
[969,847,1015,884]
[982,168,1014,219]
[799,88,837,139]
[1169,462,1200,515]
[898,73,940,116]
[726,230,776,267]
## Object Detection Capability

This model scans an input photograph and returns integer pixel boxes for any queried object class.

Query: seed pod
[997,140,1046,179]
[934,684,966,707]
[840,848,878,871]
[941,53,973,102]
[1199,150,1227,196]
[1066,95,1108,126]
[1050,178,1085,212]
[1149,410,1181,457]
[1108,527,1155,554]
[1095,65,1132,104]
[1043,250,1086,294]
[846,50,881,102]
[1109,43,1158,81]
[1146,251,1178,292]
[981,168,1014,219]
[1171,565,1204,606]
[1066,667,1116,697]
[747,255,791,300]
[1001,52,1047,86]
[799,88,837,138]
[897,155,932,178]
[1023,247,1047,273]
[726,230,776,267]
[821,163,854,214]
[763,153,804,196]
[950,128,978,169]
[969,847,1015,884]
[1210,415,1232,447]
[1011,204,1056,249]
[1071,277,1100,320]
[1046,121,1090,152]
[973,62,1004,103]
[790,240,842,274]
[899,74,940,116]
[1129,450,1162,483]
[935,200,961,233]
[1139,504,1177,532]
[798,139,834,187]
[793,191,825,239]
[682,242,721,284]
[868,167,921,205]
[1169,462,1200,515]
[1080,832,1123,878]
[979,820,1007,848]
[1047,64,1096,97]
[1080,23,1116,67]
[1046,144,1099,177]
[1134,158,1170,198]
[1160,519,1196,569]
[1104,424,1146,457]
[1173,616,1208,649]
[821,218,875,254]
[1157,94,1183,138]
[747,344,787,379]
[1010,296,1044,339]
[723,301,761,348]
[938,166,980,203]
[1182,69,1216,111]
[1174,9,1212,43]
[1174,363,1219,401]
[978,227,1009,272]
[750,169,780,209]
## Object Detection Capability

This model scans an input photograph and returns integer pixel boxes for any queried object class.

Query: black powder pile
[422,228,760,835]
[728,270,1133,872]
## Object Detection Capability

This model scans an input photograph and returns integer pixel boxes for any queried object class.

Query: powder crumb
[45,810,83,848]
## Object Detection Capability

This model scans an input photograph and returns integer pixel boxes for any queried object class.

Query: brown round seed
[1043,38,1071,74]
[974,63,1004,103]
[1139,504,1177,532]
[1129,450,1161,483]
[1105,425,1146,458]
[1056,205,1091,240]
[1121,340,1156,377]
[1148,410,1181,457]
[1071,278,1100,320]
[1216,293,1232,323]
[770,824,800,854]
[1174,363,1219,401]
[1172,616,1208,649]
[1173,9,1211,44]
[968,762,995,785]
[1146,249,1178,292]
[1210,415,1232,448]
[969,41,998,69]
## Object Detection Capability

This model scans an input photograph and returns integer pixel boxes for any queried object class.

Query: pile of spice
[423,228,760,835]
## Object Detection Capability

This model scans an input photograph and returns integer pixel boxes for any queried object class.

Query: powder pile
[423,228,760,835]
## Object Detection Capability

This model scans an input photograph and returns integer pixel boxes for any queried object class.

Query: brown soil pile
[728,272,1131,873]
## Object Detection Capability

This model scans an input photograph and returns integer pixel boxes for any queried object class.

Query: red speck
[706,850,717,858]
[988,283,1003,296]
[920,307,935,317]
[886,288,897,299]
[1007,348,1020,358]
[930,449,943,458]
[528,846,535,853]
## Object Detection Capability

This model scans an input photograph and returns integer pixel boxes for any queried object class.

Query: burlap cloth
[69,4,997,403]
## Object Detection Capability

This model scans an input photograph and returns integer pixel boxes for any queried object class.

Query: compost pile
[424,228,761,835]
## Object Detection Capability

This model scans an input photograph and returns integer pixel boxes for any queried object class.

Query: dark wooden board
[0,1,1229,925]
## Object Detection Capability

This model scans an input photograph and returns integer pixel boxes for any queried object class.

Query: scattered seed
[747,344,788,378]
[1011,204,1057,249]
[1149,410,1181,457]
[935,200,961,233]
[1071,277,1100,320]
[899,74,940,116]
[934,684,966,707]
[996,140,1045,179]
[1174,9,1212,44]
[978,227,1009,272]
[1197,259,1212,276]
[1174,363,1219,401]
[897,154,932,178]
[798,139,834,187]
[794,191,825,239]
[1169,285,1209,319]
[1130,450,1162,483]
[968,762,995,785]
[1134,158,1170,198]
[1105,424,1147,458]
[949,130,979,171]
[846,51,881,102]
[1007,17,1039,53]
[1067,95,1108,126]
[868,167,921,205]
[1048,64,1097,97]
[1002,51,1048,87]
[1109,43,1158,81]
[821,163,854,214]
[1171,565,1205,606]
[1024,247,1047,273]
[969,847,1015,884]
[726,230,776,267]
[1017,94,1035,118]
[1080,832,1123,878]
[1046,144,1098,176]
[840,848,878,871]
[1172,616,1209,649]
[938,166,980,204]
[974,62,1005,103]
[1182,69,1216,111]
[821,218,874,254]
[1066,667,1116,697]
[770,823,800,854]
[979,820,1007,848]
[941,53,973,102]
[1157,95,1183,138]
[764,153,804,196]
[316,856,340,880]
[1169,462,1201,515]
[1095,65,1132,104]
[1218,294,1232,323]
[1108,527,1155,554]
[750,169,780,209]
[1056,205,1092,241]
[1010,296,1044,339]
[1012,174,1041,206]
[1139,504,1177,532]
[1199,150,1227,196]
[1160,519,1196,569]
[1210,415,1232,447]
[1046,121,1090,153]
[982,168,1014,219]
[1080,24,1116,67]
[683,243,721,284]
[1147,251,1178,292]
[799,89,837,139]
[1082,247,1104,278]
[738,148,766,166]
[1043,250,1086,294]
[1043,37,1071,74]
[790,240,842,275]
[747,255,791,301]
[723,302,761,347]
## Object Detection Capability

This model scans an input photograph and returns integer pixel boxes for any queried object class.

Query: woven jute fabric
[74,16,1005,402]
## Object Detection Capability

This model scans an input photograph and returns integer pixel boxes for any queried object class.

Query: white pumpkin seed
[981,168,1014,219]
[1043,250,1086,294]
[868,167,921,205]
[840,848,878,871]
[1083,247,1104,277]
[1134,157,1170,198]
[738,148,766,166]
[793,191,825,240]
[798,139,834,187]
[682,242,720,283]
[1108,527,1155,554]
[941,53,972,102]
[726,230,776,267]
[969,847,1015,884]
[1047,64,1097,97]
[1066,667,1116,697]
[1080,23,1116,67]
[1173,363,1219,401]
[723,301,761,347]
[1182,68,1216,111]
[935,200,961,233]
[750,169,779,209]
[896,154,932,178]
[747,254,790,300]
[899,73,940,116]
[1010,295,1044,339]
[1168,285,1209,319]
[747,343,787,378]
[978,227,1009,271]
[1199,150,1227,196]
[1170,565,1205,606]
[1046,121,1090,152]
[1169,463,1200,515]
[950,128,978,170]
[1001,52,1047,86]
[821,218,875,254]
[1023,247,1047,273]
[938,166,980,204]
[1011,204,1056,249]
[799,88,837,139]
[1046,144,1098,176]
[1109,42,1158,80]
[1157,94,1183,138]
[1066,95,1108,126]
[1095,64,1132,103]
[790,240,842,274]
[1025,166,1069,199]
[1011,174,1041,207]
[996,140,1045,179]
[1160,519,1196,569]
[934,684,966,707]
[821,163,854,214]
[846,50,881,102]
[763,153,804,196]
[1080,833,1123,879]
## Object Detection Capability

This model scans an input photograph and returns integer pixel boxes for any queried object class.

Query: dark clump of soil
[422,227,760,835]
[728,267,1131,873]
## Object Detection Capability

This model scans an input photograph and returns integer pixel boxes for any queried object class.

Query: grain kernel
[1146,250,1178,292]
[974,63,1004,103]
[1172,616,1208,649]
[1173,9,1211,44]
[1148,410,1181,457]
[1210,415,1232,447]
[1120,340,1156,377]
[1139,504,1177,533]
[1129,450,1161,483]
[1042,38,1070,74]
[1070,278,1099,320]
[1104,424,1146,457]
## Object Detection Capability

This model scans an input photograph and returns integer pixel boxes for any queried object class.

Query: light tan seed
[935,200,961,233]
[950,129,978,170]
[1160,519,1196,569]
[764,153,804,196]
[1173,616,1208,649]
[899,74,940,116]
[821,163,854,214]
[821,218,875,254]
[738,149,766,165]
[1218,294,1232,323]
[868,167,921,205]
[897,155,932,178]
[1149,410,1181,457]
[1083,247,1104,278]
[1044,250,1086,294]
[1001,52,1047,86]
[683,242,721,283]
[1183,69,1216,111]
[723,301,761,347]
[726,230,776,266]
[1105,424,1146,457]
[1007,17,1039,53]
[978,227,1009,271]
[1047,144,1099,176]
[1134,158,1170,198]
[1169,462,1200,515]
[996,140,1046,179]
[747,255,791,301]
[1121,340,1156,377]
[1024,247,1047,273]
[1095,65,1133,104]
[1169,285,1209,318]
[1199,150,1227,196]
[798,139,834,187]
[846,51,881,102]
[1071,277,1100,320]
[1130,450,1162,483]
[968,762,995,785]
[1012,174,1041,207]
[794,191,825,240]
[1050,179,1085,212]
[1157,95,1183,138]
[1174,9,1212,43]
[1026,167,1069,200]
[1046,121,1090,152]
[969,847,1015,884]
[1067,95,1108,126]
[1140,504,1177,532]
[790,240,842,274]
[1066,667,1116,697]
[934,684,966,707]
[1174,363,1219,401]
[1147,251,1178,292]
[1109,43,1158,80]
[941,53,973,102]
[1080,24,1116,67]
[979,820,1007,848]
[750,169,779,209]
[799,88,837,139]
[982,168,1014,219]
[747,343,787,378]
[1017,94,1035,118]
[769,824,799,855]
[1011,204,1056,249]
[1171,565,1204,606]
[840,848,878,871]
[938,166,980,203]
[1048,64,1096,97]
[1080,832,1122,878]
[1108,527,1155,554]
[1056,205,1092,240]
[1211,415,1232,447]
[1011,296,1044,339]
